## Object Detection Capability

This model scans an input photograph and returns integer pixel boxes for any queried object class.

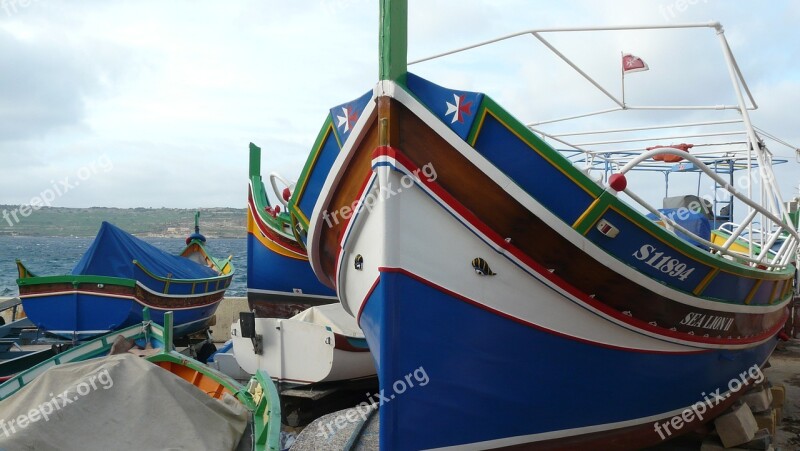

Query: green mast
[379,0,408,83]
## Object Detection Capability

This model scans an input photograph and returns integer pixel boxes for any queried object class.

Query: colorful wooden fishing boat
[0,310,281,451]
[287,3,799,449]
[247,143,336,318]
[230,303,374,386]
[16,217,233,340]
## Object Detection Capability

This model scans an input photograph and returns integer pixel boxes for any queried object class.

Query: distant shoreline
[0,206,247,238]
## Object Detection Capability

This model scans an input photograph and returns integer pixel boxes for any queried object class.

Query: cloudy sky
[0,0,798,210]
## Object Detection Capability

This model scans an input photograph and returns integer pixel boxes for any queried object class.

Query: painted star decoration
[445,93,473,124]
[336,106,359,133]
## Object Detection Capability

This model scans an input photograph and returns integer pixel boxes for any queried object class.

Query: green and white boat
[0,309,282,451]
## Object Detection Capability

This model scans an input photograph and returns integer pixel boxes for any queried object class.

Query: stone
[753,410,776,436]
[769,384,785,409]
[714,403,759,448]
[737,428,772,450]
[742,385,773,413]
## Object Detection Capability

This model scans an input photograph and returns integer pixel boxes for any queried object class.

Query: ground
[765,338,800,450]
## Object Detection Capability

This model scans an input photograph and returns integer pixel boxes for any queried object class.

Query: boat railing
[615,148,799,269]
[717,221,787,246]
[132,260,233,295]
[409,23,799,270]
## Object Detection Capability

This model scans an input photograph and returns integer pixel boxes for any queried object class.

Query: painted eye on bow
[471,257,496,276]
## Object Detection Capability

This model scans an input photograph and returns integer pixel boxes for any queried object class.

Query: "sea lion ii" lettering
[679,312,734,332]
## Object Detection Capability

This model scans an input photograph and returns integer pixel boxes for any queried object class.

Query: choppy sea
[0,236,247,298]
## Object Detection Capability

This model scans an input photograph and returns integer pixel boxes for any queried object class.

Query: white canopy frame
[410,23,798,270]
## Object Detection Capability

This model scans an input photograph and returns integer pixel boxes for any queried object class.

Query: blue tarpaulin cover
[646,208,711,248]
[71,222,218,279]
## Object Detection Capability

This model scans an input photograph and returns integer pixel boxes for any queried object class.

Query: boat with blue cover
[286,2,799,449]
[16,217,233,340]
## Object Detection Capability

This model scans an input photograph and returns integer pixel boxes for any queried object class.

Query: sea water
[0,236,247,298]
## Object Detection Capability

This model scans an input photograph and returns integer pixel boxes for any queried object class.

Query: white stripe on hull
[336,168,708,353]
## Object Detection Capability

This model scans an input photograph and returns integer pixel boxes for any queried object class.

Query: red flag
[622,53,649,73]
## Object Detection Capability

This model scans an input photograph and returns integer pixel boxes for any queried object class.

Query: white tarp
[0,353,249,451]
[291,303,364,337]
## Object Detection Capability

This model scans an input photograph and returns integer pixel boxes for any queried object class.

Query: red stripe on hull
[367,151,788,347]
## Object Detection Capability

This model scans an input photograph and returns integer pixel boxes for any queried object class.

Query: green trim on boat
[248,143,295,234]
[253,369,283,451]
[16,273,136,287]
[289,116,338,231]
[379,0,408,84]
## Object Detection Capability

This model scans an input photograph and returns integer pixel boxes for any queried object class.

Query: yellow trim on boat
[248,208,308,260]
[693,268,719,296]
[744,279,764,305]
[767,280,780,305]
[572,196,603,230]
[292,208,310,229]
[780,279,794,301]
[710,230,755,255]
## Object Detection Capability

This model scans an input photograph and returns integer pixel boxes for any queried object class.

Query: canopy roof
[71,221,218,280]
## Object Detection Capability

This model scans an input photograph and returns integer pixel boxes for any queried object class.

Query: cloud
[0,0,797,211]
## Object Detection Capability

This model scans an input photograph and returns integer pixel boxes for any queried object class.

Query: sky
[0,0,798,211]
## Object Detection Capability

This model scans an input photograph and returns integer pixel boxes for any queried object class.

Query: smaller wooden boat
[16,216,233,340]
[231,303,375,387]
[0,297,65,379]
[0,310,282,451]
[246,143,336,318]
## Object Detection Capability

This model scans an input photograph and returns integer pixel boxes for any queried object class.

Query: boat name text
[632,244,696,281]
[678,312,734,332]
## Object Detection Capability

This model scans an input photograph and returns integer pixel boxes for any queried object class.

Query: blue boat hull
[361,270,776,450]
[246,232,335,301]
[21,288,220,340]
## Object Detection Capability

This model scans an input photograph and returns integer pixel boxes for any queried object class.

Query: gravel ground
[290,404,379,451]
